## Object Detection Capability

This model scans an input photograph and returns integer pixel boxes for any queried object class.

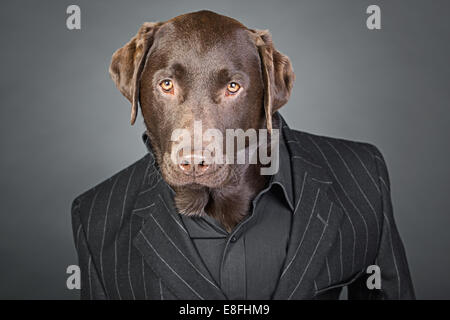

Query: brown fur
[109,10,295,232]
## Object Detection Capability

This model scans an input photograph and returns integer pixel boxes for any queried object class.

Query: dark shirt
[180,115,296,299]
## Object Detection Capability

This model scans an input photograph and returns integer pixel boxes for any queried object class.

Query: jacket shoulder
[292,129,387,178]
[71,153,153,227]
[289,129,390,208]
[291,129,390,249]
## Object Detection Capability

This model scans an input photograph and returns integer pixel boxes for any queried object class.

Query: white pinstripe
[327,140,380,242]
[128,214,136,299]
[142,157,154,186]
[342,142,380,193]
[325,256,331,286]
[293,172,307,216]
[288,203,333,299]
[158,194,188,234]
[84,191,98,299]
[357,143,399,297]
[159,278,164,300]
[373,154,384,163]
[115,166,136,300]
[139,231,204,300]
[331,186,356,273]
[380,172,402,299]
[379,176,390,192]
[309,136,370,266]
[141,217,148,300]
[316,213,328,226]
[361,145,384,165]
[311,177,333,184]
[149,214,220,290]
[88,256,93,299]
[281,188,321,278]
[338,228,344,281]
[286,139,313,154]
[86,191,99,239]
[292,155,323,168]
[383,212,401,299]
[75,224,82,251]
[132,203,156,213]
[138,176,162,195]
[99,175,120,298]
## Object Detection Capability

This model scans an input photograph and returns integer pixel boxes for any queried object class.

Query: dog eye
[159,79,174,93]
[226,82,241,94]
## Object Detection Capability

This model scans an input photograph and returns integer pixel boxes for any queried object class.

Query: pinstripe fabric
[71,113,415,300]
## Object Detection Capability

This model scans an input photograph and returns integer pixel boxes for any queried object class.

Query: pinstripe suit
[71,114,415,300]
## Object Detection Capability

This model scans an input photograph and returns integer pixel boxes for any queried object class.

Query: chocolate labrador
[72,10,415,300]
[109,10,295,231]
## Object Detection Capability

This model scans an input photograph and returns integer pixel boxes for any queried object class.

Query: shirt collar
[263,112,295,211]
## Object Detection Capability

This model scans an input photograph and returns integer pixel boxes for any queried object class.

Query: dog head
[109,10,295,189]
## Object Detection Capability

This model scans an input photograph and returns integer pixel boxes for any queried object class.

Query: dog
[109,10,295,231]
[72,9,414,300]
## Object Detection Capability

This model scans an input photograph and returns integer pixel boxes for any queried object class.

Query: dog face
[109,10,295,189]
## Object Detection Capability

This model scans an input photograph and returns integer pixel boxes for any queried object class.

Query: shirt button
[230,235,237,243]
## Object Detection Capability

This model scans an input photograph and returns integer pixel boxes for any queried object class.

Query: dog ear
[249,29,295,133]
[109,22,162,125]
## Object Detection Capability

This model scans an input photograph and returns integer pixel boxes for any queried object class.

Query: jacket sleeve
[348,144,415,300]
[72,197,108,300]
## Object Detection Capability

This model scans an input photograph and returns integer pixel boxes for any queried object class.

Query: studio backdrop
[0,0,449,299]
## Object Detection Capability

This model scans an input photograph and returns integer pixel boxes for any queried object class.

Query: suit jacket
[71,116,415,300]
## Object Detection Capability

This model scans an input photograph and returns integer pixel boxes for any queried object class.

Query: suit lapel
[132,147,226,300]
[272,115,345,299]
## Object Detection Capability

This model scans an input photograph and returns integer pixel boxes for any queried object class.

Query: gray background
[0,0,449,299]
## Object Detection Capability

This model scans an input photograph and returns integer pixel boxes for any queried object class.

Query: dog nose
[178,154,210,176]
